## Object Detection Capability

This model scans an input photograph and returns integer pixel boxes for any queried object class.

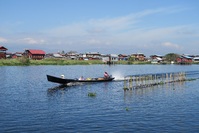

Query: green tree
[128,56,135,62]
[164,53,179,62]
[61,50,65,55]
[17,56,30,65]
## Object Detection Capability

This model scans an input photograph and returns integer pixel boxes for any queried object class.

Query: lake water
[1,65,199,132]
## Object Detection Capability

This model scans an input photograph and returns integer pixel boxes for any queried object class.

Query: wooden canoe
[47,75,114,84]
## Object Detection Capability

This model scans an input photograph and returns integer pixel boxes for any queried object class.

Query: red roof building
[0,46,8,59]
[176,55,193,64]
[24,49,46,60]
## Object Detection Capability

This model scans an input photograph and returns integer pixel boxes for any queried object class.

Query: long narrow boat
[47,75,115,84]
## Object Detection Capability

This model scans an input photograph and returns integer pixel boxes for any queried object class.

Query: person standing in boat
[104,72,110,78]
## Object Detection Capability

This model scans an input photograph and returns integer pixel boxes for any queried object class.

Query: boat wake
[112,72,125,81]
[113,77,125,81]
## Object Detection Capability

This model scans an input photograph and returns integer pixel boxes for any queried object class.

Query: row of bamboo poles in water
[123,72,186,90]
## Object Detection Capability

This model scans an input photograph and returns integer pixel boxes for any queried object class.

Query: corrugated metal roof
[156,57,162,60]
[0,46,8,51]
[53,53,63,58]
[110,54,118,57]
[181,55,192,59]
[28,50,45,54]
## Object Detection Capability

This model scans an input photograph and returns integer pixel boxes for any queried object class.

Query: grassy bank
[0,59,22,66]
[0,58,154,66]
[0,58,105,66]
[30,58,105,65]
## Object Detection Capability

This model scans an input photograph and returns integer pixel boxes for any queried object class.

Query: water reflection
[123,81,187,102]
[48,84,68,91]
[46,82,99,98]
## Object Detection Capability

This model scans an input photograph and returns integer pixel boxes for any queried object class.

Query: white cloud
[45,7,175,38]
[161,42,181,49]
[0,37,8,43]
[18,37,45,44]
[46,23,87,37]
[42,6,189,43]
[87,16,136,32]
[86,39,101,45]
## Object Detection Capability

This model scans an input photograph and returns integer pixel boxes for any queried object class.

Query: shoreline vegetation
[0,57,198,66]
[0,58,150,66]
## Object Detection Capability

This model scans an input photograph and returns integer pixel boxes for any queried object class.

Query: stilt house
[0,46,8,59]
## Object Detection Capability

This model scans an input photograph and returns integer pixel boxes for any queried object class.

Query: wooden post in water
[179,72,182,82]
[149,75,152,86]
[141,76,143,87]
[176,73,179,82]
[183,72,186,81]
[143,76,146,86]
[123,77,128,90]
[136,76,138,87]
[139,76,141,87]
[161,74,164,84]
[129,76,133,89]
[154,74,157,84]
[173,73,176,82]
[179,72,181,81]
[152,75,155,85]
[166,73,168,83]
[170,73,172,83]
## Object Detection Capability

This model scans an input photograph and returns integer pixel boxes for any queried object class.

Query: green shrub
[88,92,96,97]
[18,57,30,65]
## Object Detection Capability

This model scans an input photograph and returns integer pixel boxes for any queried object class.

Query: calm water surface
[1,65,199,132]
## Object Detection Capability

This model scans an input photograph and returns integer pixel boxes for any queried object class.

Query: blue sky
[0,0,199,56]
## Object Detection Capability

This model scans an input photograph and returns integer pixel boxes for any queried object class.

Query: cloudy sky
[0,0,199,56]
